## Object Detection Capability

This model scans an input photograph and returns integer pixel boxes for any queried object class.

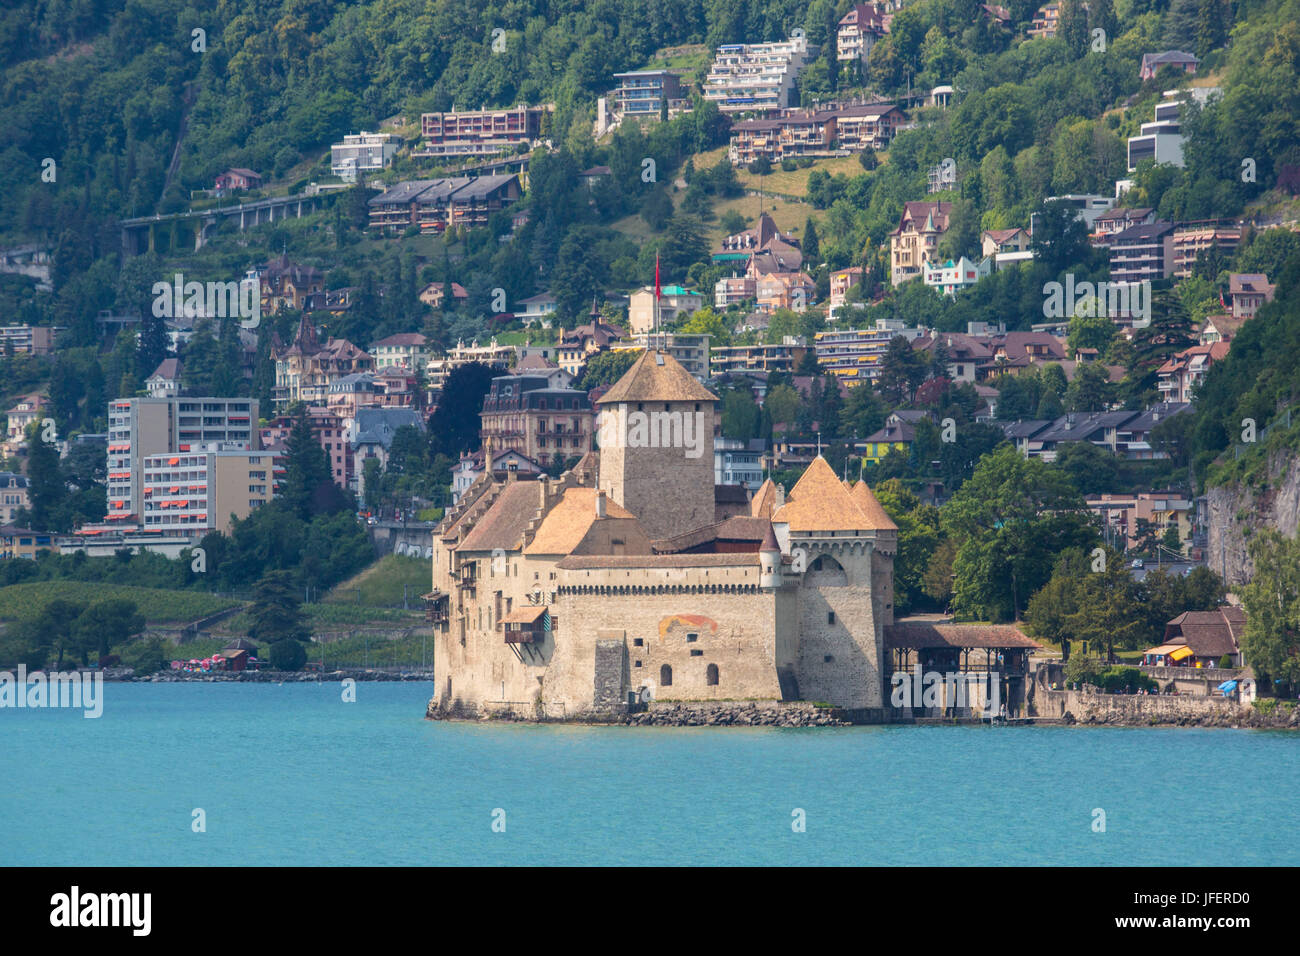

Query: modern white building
[703,36,810,115]
[923,256,993,296]
[331,132,401,182]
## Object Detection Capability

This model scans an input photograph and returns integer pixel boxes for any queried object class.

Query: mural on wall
[659,614,719,642]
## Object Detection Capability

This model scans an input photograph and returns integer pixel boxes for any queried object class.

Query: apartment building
[815,321,925,382]
[272,315,373,407]
[370,332,431,371]
[1172,221,1241,278]
[923,255,992,296]
[710,338,809,377]
[3,394,47,449]
[837,4,888,62]
[610,72,687,118]
[628,285,704,335]
[833,103,906,151]
[419,105,548,158]
[1109,221,1175,283]
[1027,2,1060,38]
[105,397,259,528]
[367,175,522,233]
[1228,273,1276,320]
[889,201,951,285]
[139,445,276,535]
[1156,342,1230,403]
[0,325,63,355]
[331,131,400,182]
[479,374,592,470]
[756,271,816,312]
[714,275,757,308]
[558,321,625,377]
[0,472,30,524]
[1086,491,1194,551]
[703,36,810,116]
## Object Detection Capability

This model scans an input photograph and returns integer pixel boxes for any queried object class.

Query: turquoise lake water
[3,681,1297,866]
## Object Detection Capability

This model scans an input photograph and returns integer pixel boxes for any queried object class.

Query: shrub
[780,158,797,172]
[120,637,168,676]
[1095,666,1157,694]
[1219,654,1234,669]
[797,157,813,168]
[268,638,307,671]
[1063,654,1102,686]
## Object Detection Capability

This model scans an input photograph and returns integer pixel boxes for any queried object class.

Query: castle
[426,349,898,719]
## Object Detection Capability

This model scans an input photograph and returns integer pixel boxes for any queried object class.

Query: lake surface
[3,681,1297,866]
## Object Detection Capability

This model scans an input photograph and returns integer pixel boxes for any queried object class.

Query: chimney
[595,490,607,518]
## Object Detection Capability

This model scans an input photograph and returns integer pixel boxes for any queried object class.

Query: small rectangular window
[827,611,836,625]
[690,649,703,657]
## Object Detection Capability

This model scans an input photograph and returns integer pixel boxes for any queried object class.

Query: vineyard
[0,583,240,624]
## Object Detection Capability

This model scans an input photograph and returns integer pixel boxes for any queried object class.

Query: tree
[943,445,1097,621]
[280,406,334,519]
[802,218,820,264]
[249,570,310,645]
[1241,531,1300,686]
[1067,313,1116,356]
[74,599,145,666]
[876,336,927,405]
[269,637,308,671]
[428,362,494,459]
[1031,199,1092,275]
[577,349,639,390]
[24,430,65,532]
[1064,361,1113,411]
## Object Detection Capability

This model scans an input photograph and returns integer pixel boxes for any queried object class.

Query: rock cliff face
[1206,449,1300,587]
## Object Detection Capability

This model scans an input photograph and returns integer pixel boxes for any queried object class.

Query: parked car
[1131,558,1144,569]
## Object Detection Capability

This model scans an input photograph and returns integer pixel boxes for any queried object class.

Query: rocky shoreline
[113,668,434,683]
[427,699,854,726]
[1061,708,1300,730]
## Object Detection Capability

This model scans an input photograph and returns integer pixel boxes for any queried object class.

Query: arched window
[660,664,673,686]
[706,663,719,686]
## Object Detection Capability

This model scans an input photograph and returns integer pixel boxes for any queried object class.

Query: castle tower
[594,350,718,540]
[759,522,782,590]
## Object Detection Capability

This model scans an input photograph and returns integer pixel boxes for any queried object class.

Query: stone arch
[806,552,848,586]
[706,663,719,686]
[660,664,673,686]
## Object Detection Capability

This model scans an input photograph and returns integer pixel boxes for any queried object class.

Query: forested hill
[5,0,1299,246]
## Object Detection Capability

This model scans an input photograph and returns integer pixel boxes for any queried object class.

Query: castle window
[706,664,719,686]
[686,633,698,643]
[824,655,833,663]
[690,649,703,657]
[828,611,836,624]
[633,638,644,647]
[660,665,673,686]
[634,660,642,668]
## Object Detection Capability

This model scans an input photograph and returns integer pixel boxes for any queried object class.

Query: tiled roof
[1162,607,1245,658]
[750,478,778,519]
[456,480,544,554]
[772,456,875,532]
[595,350,719,404]
[558,553,759,569]
[851,481,898,531]
[885,621,1042,650]
[524,488,636,555]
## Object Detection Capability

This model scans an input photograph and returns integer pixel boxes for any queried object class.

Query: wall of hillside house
[792,538,885,709]
[547,564,783,711]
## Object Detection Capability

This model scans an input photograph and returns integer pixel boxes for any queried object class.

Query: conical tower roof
[772,456,874,532]
[851,480,898,531]
[595,350,718,404]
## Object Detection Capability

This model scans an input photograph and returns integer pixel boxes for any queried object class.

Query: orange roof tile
[524,488,636,555]
[852,480,898,531]
[595,350,718,404]
[772,456,875,532]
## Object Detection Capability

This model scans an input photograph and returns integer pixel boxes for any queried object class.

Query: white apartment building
[331,132,400,182]
[703,36,810,115]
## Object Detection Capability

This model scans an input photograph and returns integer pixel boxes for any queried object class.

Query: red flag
[1219,287,1227,309]
[654,252,661,301]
